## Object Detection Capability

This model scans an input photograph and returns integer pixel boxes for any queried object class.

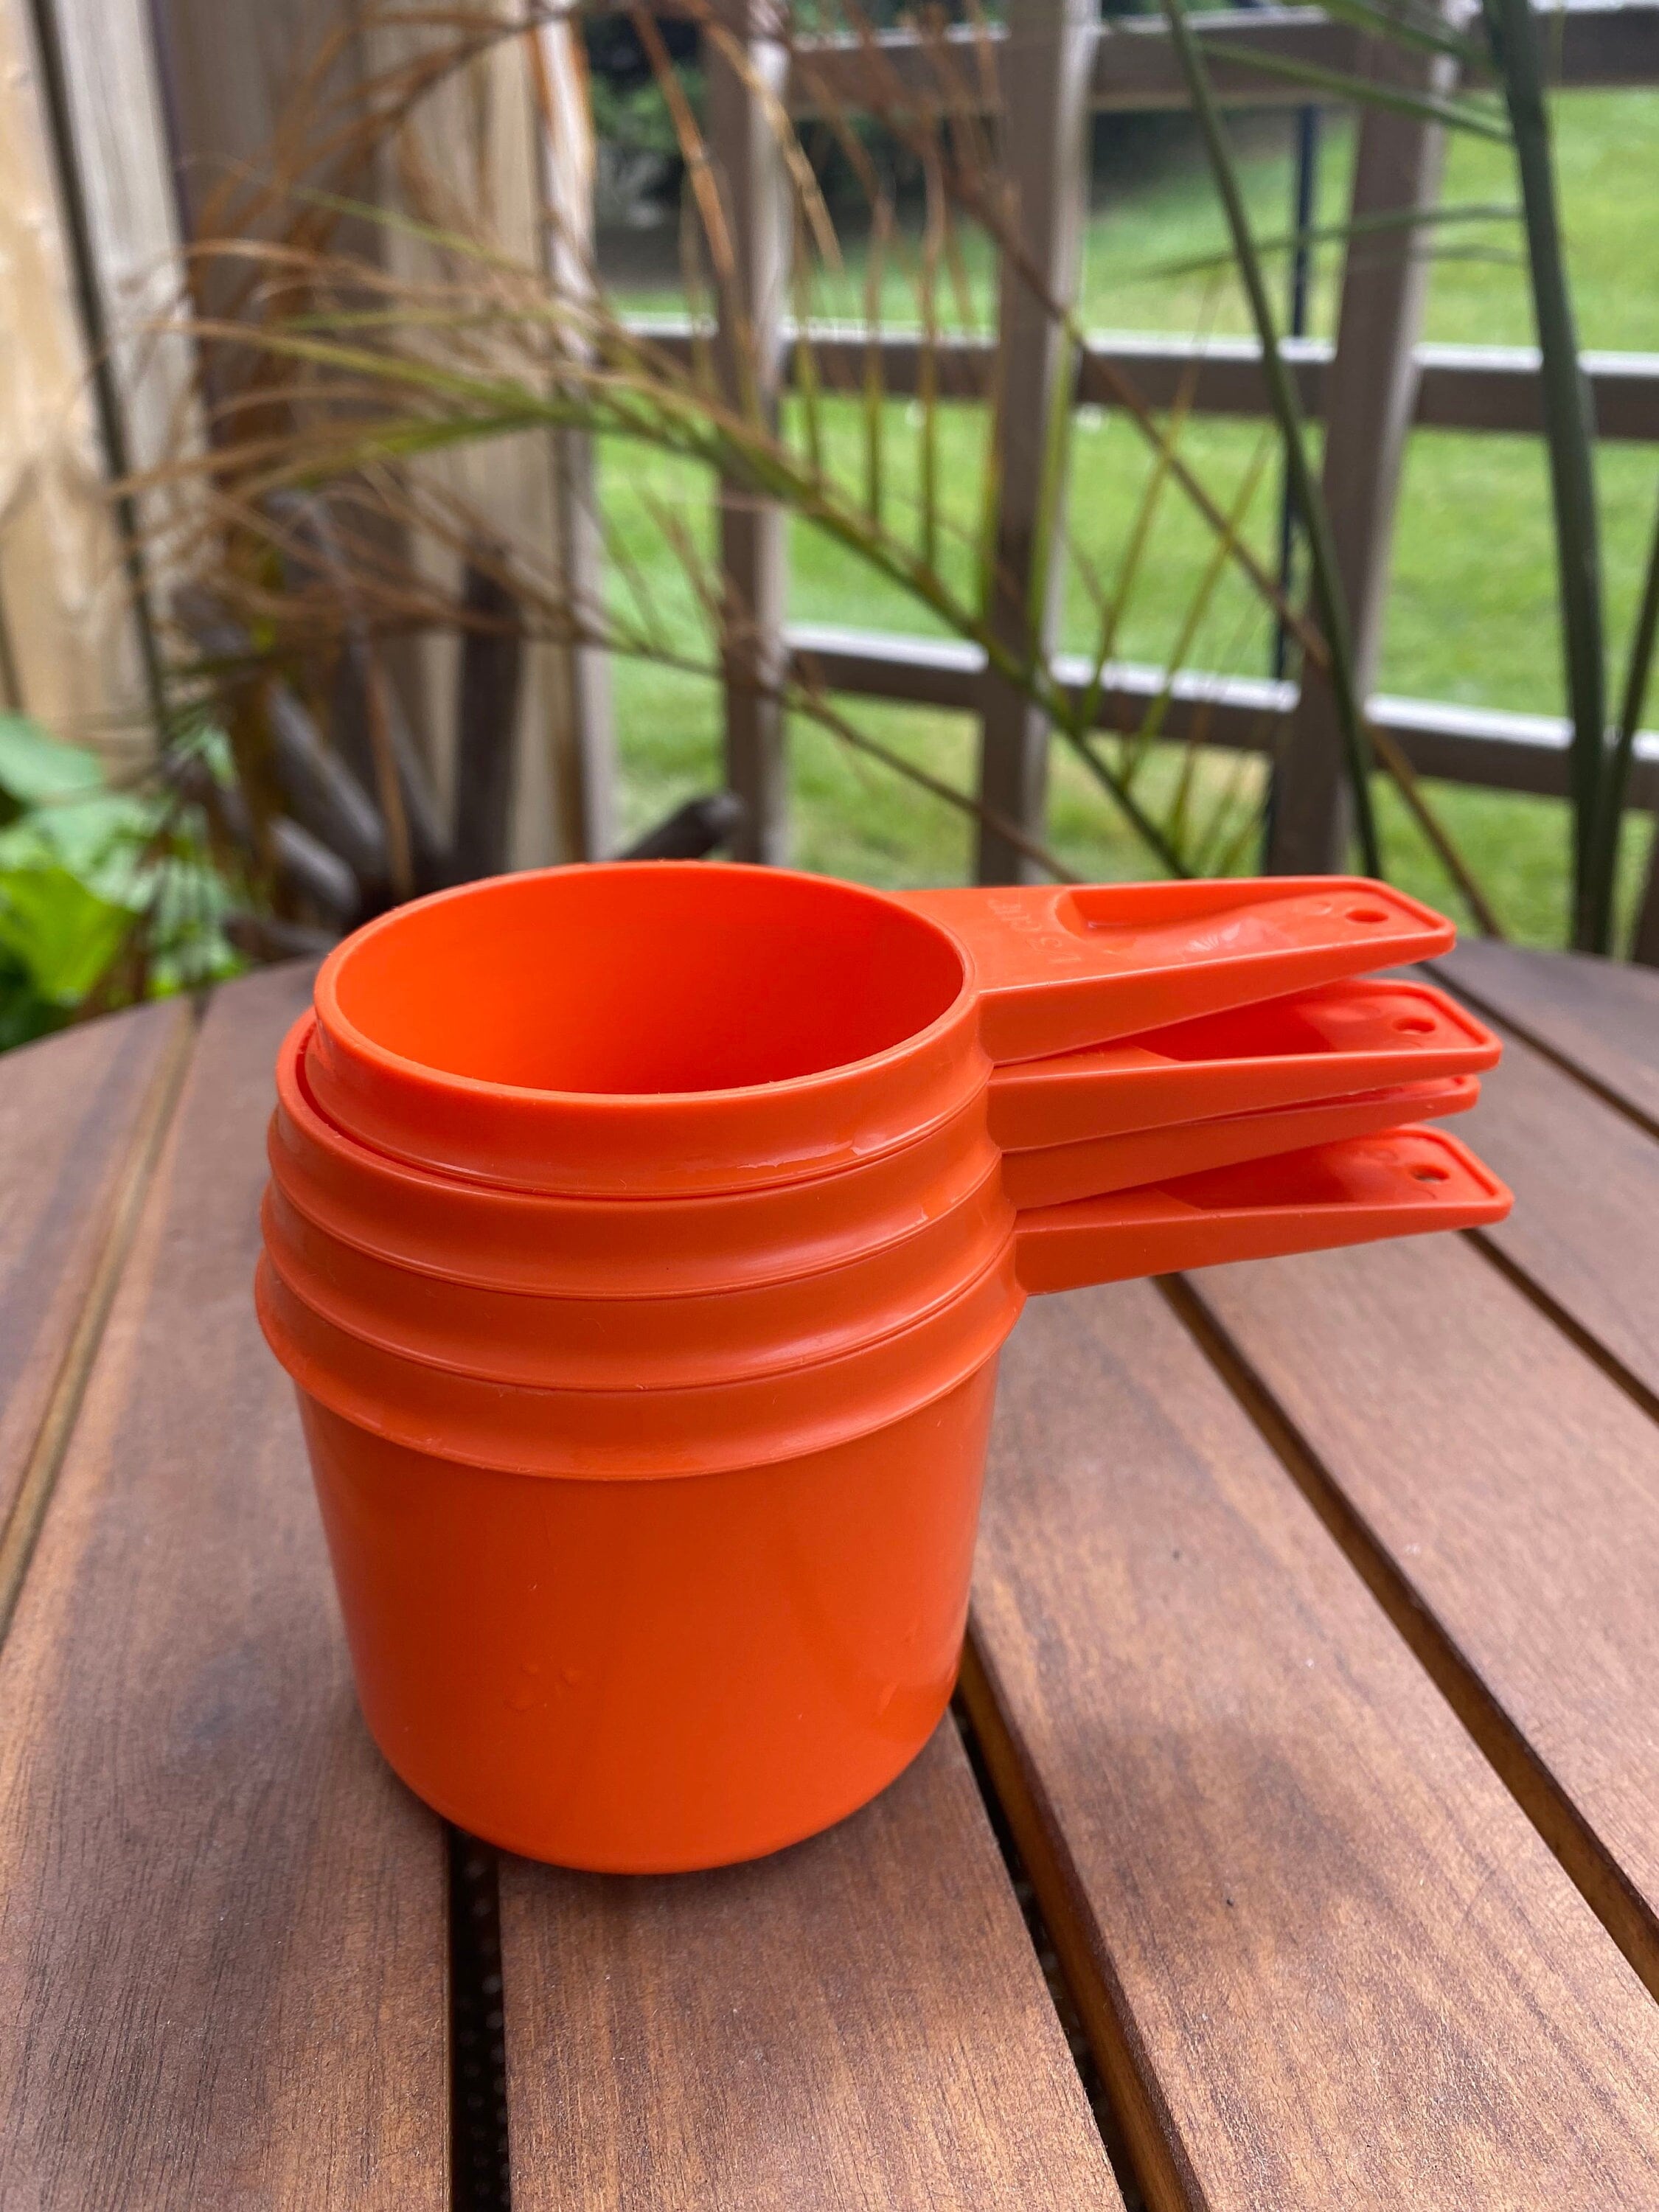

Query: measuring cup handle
[894,879,1457,1063]
[1011,1127,1512,1295]
[986,976,1501,1153]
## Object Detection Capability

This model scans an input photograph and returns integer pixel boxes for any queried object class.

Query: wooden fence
[3,0,1658,934]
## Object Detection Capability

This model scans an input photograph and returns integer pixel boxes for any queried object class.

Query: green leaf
[0,717,106,821]
[0,866,133,1005]
[0,794,153,888]
[0,946,63,1051]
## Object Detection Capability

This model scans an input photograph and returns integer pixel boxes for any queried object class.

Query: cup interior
[322,866,966,1097]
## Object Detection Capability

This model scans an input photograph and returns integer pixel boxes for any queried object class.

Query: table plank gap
[0,967,448,2210]
[1161,1269,1659,2000]
[1465,1226,1659,1426]
[970,1279,1659,2212]
[500,1714,1125,2212]
[1437,1015,1659,1407]
[951,1693,1153,2211]
[959,1638,1196,2212]
[0,996,195,1646]
[1178,1225,1659,2028]
[449,1830,512,2212]
[0,995,196,1556]
[1430,944,1659,1138]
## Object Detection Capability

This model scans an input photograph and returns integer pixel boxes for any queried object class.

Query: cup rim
[313,860,979,1114]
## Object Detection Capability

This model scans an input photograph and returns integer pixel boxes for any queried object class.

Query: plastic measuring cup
[305,863,1458,1196]
[1000,1074,1478,1211]
[268,1012,1002,1298]
[259,860,1511,1874]
[293,1360,1002,1872]
[261,1122,1509,1871]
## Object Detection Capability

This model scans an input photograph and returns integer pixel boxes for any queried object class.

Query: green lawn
[599,91,1659,947]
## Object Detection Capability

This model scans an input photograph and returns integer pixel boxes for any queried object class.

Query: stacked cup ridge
[261,865,1028,1874]
[257,860,1511,1873]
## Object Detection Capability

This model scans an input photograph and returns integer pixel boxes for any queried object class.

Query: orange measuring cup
[268,1013,1001,1298]
[987,976,1498,1152]
[304,863,1458,1195]
[261,1121,1509,1871]
[1001,1073,1478,1211]
[260,1155,1015,1389]
[258,860,1512,1875]
[293,1360,1004,1872]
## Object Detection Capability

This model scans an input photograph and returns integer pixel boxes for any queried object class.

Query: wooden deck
[1,945,1656,2208]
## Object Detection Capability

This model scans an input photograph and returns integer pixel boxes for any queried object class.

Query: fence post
[708,0,790,866]
[1265,46,1450,874]
[975,0,1096,886]
[537,13,616,860]
[1633,835,1659,966]
[148,0,611,863]
[0,0,159,760]
[361,8,609,870]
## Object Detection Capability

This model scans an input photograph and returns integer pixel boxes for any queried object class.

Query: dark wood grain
[1186,1231,1659,1997]
[0,997,191,1540]
[1452,1023,1659,1404]
[0,966,447,2209]
[501,1717,1124,2211]
[968,1281,1659,2212]
[1434,941,1659,1130]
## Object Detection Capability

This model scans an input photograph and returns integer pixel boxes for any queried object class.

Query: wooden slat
[709,0,791,866]
[786,622,1659,808]
[0,966,446,2207]
[634,316,1659,445]
[501,1719,1123,2211]
[1637,832,1659,967]
[967,1279,1659,2211]
[537,8,617,860]
[1078,333,1659,442]
[1182,1230,1659,1998]
[366,7,608,868]
[0,0,153,751]
[787,3,1659,115]
[1449,1022,1659,1402]
[0,999,191,1545]
[1435,940,1659,1129]
[974,0,1096,884]
[44,0,199,493]
[1267,54,1447,872]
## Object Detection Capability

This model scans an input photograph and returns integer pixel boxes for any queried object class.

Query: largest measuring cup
[262,862,1503,1872]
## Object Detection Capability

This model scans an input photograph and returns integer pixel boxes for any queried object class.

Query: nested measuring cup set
[257,863,1511,1874]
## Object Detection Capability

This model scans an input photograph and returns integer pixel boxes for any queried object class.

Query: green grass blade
[1132,199,1518,284]
[1610,482,1659,947]
[1074,392,1192,742]
[1290,0,1485,63]
[1200,41,1509,139]
[1026,333,1079,639]
[862,204,891,528]
[1481,0,1610,947]
[1128,434,1273,784]
[790,213,825,481]
[1161,0,1382,877]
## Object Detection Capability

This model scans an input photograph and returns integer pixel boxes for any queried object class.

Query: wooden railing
[696,0,1659,905]
[3,0,1658,937]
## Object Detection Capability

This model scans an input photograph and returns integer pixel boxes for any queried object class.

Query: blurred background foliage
[596,78,1659,942]
[4,2,1658,1048]
[0,716,240,1048]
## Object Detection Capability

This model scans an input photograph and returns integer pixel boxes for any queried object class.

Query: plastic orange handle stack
[257,863,1509,1873]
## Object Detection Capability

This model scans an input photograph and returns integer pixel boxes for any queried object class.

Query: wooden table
[2,943,1658,2209]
